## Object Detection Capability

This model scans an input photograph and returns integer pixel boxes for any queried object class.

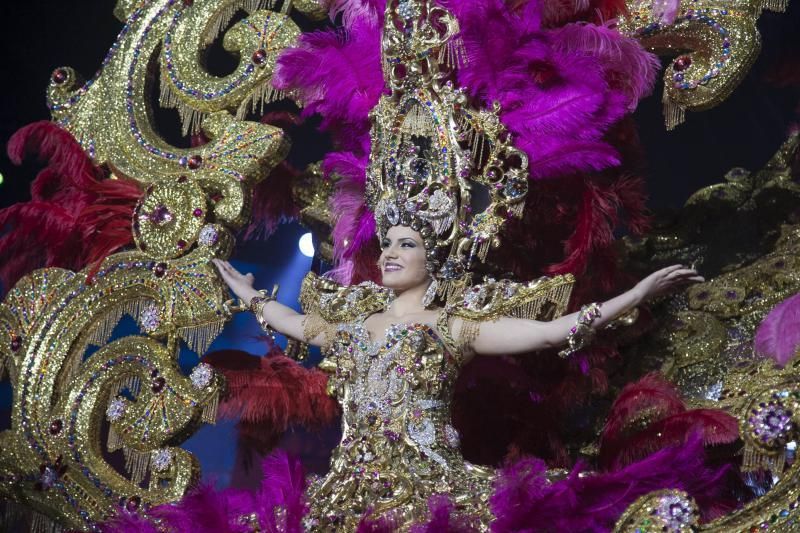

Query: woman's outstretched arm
[212,259,328,347]
[469,265,704,357]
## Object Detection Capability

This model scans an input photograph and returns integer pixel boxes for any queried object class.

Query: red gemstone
[210,192,224,203]
[177,239,187,249]
[151,377,166,393]
[673,56,692,71]
[10,336,22,352]
[177,175,188,183]
[51,68,68,85]
[251,48,268,65]
[49,420,64,435]
[193,208,203,217]
[186,155,203,170]
[125,496,141,512]
[154,263,168,277]
[183,0,193,5]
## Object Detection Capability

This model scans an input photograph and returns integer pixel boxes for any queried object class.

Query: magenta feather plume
[104,452,307,533]
[755,291,800,367]
[490,433,728,532]
[273,17,385,154]
[324,151,380,284]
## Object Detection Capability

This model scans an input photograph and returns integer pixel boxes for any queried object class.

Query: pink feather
[755,291,800,367]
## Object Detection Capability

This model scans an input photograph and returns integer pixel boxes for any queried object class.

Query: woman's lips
[383,263,403,272]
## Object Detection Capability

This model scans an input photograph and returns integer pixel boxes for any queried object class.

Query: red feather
[1,121,140,293]
[203,350,340,431]
[599,373,739,469]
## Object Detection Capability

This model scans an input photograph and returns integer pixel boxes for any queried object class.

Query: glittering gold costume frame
[0,0,797,531]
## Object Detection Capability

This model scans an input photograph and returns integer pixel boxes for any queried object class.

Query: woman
[212,224,704,529]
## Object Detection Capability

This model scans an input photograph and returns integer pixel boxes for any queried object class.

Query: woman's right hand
[212,259,260,305]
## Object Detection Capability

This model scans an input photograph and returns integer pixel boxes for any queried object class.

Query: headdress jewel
[366,0,529,300]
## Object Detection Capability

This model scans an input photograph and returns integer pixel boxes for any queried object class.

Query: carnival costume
[1,0,800,531]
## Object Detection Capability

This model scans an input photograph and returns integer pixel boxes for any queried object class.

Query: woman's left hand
[633,264,705,304]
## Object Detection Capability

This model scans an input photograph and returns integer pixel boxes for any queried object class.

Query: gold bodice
[305,318,493,530]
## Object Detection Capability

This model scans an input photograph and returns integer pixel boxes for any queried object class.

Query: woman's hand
[633,264,705,304]
[212,259,260,305]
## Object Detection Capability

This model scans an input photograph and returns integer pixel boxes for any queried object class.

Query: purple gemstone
[725,290,738,299]
[696,291,710,301]
[149,205,173,225]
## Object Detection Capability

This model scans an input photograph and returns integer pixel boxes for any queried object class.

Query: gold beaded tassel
[30,511,63,533]
[663,90,686,131]
[236,82,286,119]
[122,446,152,485]
[178,321,224,355]
[438,35,467,69]
[203,0,278,46]
[158,80,207,136]
[457,114,488,166]
[742,445,786,476]
[107,425,123,453]
[761,0,788,11]
[401,104,435,136]
[201,390,220,424]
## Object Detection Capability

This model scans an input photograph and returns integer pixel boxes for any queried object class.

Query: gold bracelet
[558,302,602,358]
[249,285,279,336]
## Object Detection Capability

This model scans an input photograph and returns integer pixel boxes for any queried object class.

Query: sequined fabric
[305,318,493,530]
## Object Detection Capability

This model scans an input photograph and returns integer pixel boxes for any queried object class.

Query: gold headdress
[366,0,529,299]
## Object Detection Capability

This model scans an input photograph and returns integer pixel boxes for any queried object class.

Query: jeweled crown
[367,0,530,295]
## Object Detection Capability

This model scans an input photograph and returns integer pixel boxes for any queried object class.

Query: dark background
[0,1,799,485]
[1,2,799,210]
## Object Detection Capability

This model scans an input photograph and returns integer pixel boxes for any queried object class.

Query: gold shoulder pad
[299,272,394,323]
[445,274,575,322]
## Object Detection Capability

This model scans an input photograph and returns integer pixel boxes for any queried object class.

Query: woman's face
[378,225,429,292]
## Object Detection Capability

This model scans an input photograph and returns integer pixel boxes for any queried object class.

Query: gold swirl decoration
[621,0,786,129]
[0,0,312,529]
[614,135,800,531]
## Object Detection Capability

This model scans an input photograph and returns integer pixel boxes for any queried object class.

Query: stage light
[299,232,315,257]
[0,172,4,186]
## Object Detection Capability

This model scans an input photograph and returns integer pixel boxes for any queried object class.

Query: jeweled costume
[298,272,574,529]
[2,0,799,531]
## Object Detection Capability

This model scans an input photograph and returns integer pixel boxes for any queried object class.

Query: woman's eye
[401,242,415,248]
[381,240,390,248]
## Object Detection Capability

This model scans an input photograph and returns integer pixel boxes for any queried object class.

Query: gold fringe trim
[236,83,285,120]
[438,36,467,69]
[302,312,336,349]
[30,511,63,533]
[476,239,492,263]
[437,278,467,303]
[458,319,481,354]
[742,446,785,474]
[178,321,225,355]
[508,201,525,219]
[401,103,434,136]
[107,425,123,452]
[123,446,151,485]
[201,392,219,424]
[87,306,125,346]
[762,0,788,11]
[663,93,686,131]
[203,0,276,46]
